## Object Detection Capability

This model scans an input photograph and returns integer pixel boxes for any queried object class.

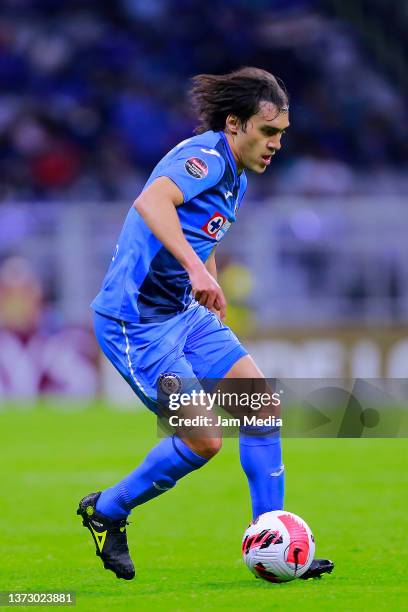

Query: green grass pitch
[1,401,407,611]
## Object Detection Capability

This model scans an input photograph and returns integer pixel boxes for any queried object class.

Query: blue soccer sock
[239,427,284,520]
[96,435,208,520]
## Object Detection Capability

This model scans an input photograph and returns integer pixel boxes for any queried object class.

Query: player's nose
[268,138,281,151]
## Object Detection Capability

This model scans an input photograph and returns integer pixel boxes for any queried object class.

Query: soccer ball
[242,511,315,582]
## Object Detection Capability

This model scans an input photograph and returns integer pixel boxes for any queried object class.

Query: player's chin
[251,162,268,174]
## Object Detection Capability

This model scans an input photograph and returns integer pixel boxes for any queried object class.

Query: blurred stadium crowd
[1,0,407,203]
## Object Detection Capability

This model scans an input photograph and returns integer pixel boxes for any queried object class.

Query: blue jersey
[91,130,248,323]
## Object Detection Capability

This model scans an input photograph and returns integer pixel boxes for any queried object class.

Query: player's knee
[185,436,222,459]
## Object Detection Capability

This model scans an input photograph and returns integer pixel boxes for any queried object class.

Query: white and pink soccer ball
[242,511,315,582]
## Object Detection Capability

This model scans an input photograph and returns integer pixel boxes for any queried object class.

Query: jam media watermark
[165,389,282,428]
[157,377,283,437]
[167,413,282,428]
[156,378,408,438]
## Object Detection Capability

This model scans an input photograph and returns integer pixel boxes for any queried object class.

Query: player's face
[228,101,289,174]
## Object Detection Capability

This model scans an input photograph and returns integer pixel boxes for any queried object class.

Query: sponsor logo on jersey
[216,220,231,241]
[202,212,227,237]
[158,372,182,395]
[185,157,208,179]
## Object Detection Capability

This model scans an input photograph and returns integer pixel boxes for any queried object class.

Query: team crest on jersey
[158,372,182,395]
[185,157,208,179]
[202,212,227,238]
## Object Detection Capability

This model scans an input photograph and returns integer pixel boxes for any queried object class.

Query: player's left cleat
[76,491,135,580]
[300,558,334,579]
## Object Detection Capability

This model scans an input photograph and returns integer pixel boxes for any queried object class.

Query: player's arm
[205,248,224,320]
[134,177,226,319]
[205,247,217,280]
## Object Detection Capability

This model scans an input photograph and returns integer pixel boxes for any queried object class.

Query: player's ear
[225,114,240,135]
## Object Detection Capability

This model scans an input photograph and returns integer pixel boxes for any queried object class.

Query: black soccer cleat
[77,491,135,580]
[300,558,334,580]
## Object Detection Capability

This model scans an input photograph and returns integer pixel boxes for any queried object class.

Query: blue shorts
[93,301,247,414]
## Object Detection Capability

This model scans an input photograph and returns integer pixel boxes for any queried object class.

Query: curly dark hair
[190,67,289,134]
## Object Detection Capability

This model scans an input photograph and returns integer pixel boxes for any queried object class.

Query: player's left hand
[208,305,223,320]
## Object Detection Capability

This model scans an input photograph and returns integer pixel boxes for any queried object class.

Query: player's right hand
[189,264,227,321]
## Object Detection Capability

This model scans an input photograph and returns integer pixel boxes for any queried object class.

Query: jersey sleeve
[160,144,225,202]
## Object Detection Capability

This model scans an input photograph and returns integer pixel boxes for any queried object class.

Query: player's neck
[223,132,244,175]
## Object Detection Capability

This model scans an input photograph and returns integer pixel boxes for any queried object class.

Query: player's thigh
[93,310,223,446]
[93,310,196,413]
[185,307,277,428]
[184,304,248,380]
[223,354,265,379]
[220,354,276,420]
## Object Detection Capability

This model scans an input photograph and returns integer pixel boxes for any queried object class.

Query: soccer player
[77,67,334,581]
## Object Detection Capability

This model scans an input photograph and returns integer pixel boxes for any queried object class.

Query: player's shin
[96,435,208,519]
[239,427,284,519]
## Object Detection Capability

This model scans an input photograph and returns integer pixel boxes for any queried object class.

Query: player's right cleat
[300,558,334,579]
[76,491,135,580]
